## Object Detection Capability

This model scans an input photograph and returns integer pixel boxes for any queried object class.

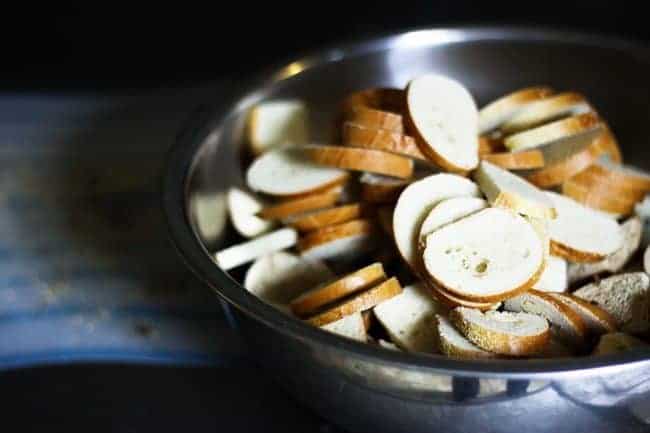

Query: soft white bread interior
[215,227,298,270]
[247,100,309,156]
[418,197,487,247]
[474,160,556,219]
[500,92,592,134]
[227,187,275,238]
[478,86,553,134]
[321,312,367,341]
[406,74,479,172]
[393,173,480,269]
[373,283,446,353]
[436,314,496,359]
[533,255,568,293]
[423,208,545,302]
[545,191,623,262]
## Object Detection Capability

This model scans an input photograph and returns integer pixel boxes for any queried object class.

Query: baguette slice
[423,208,545,302]
[436,315,497,359]
[504,112,603,152]
[342,122,425,160]
[258,186,341,220]
[568,217,642,284]
[474,160,556,219]
[561,179,637,215]
[418,197,487,248]
[449,307,550,357]
[582,159,650,192]
[247,100,309,156]
[500,92,592,134]
[306,277,403,326]
[429,283,501,310]
[573,272,650,334]
[533,255,568,293]
[406,74,479,173]
[215,228,298,270]
[593,332,649,355]
[546,191,623,262]
[503,289,587,345]
[482,149,544,170]
[227,187,275,238]
[569,169,647,203]
[290,262,386,317]
[287,203,364,232]
[244,252,334,309]
[478,86,554,134]
[548,292,617,335]
[360,172,410,204]
[247,147,349,197]
[297,219,378,261]
[341,88,405,118]
[393,173,481,269]
[301,145,413,179]
[321,312,367,341]
[373,283,445,353]
[347,107,404,133]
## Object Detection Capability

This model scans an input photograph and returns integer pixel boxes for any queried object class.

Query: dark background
[3,4,649,432]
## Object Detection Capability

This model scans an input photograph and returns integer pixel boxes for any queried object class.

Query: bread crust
[483,149,544,170]
[504,112,602,151]
[301,145,414,179]
[288,203,364,232]
[297,219,377,253]
[258,187,341,219]
[342,122,425,160]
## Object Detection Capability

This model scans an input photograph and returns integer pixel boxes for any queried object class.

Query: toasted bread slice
[478,86,554,134]
[393,173,481,269]
[593,332,649,355]
[429,283,501,310]
[342,122,425,160]
[533,255,568,293]
[306,277,403,326]
[568,170,647,204]
[297,218,378,261]
[247,147,349,197]
[346,107,403,133]
[483,149,545,170]
[373,283,446,353]
[545,191,623,262]
[406,74,479,173]
[258,186,341,220]
[359,172,410,204]
[287,203,364,232]
[247,100,309,156]
[227,187,275,238]
[562,179,637,216]
[418,197,487,248]
[436,314,497,359]
[244,252,334,309]
[300,145,414,179]
[573,272,650,334]
[568,217,642,284]
[504,289,587,345]
[501,92,592,134]
[423,208,545,302]
[214,227,298,270]
[548,292,617,335]
[474,161,556,219]
[290,262,386,317]
[320,312,367,341]
[449,307,550,356]
[581,159,650,192]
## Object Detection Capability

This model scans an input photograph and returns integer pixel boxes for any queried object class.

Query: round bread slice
[569,170,647,203]
[545,191,624,262]
[436,314,497,359]
[423,208,545,302]
[320,312,367,341]
[593,332,649,355]
[478,86,554,134]
[346,107,404,133]
[429,283,500,311]
[360,172,410,203]
[258,186,342,220]
[247,100,309,156]
[418,196,487,249]
[406,74,479,173]
[474,160,556,219]
[287,203,364,232]
[482,149,544,170]
[300,145,414,179]
[290,262,386,317]
[227,187,275,238]
[306,277,403,326]
[504,112,603,152]
[584,159,650,192]
[245,252,334,309]
[532,255,568,293]
[342,122,425,160]
[393,173,481,270]
[214,227,298,270]
[449,307,550,357]
[500,92,592,134]
[561,179,637,215]
[247,147,349,197]
[503,289,587,346]
[548,292,617,335]
[297,218,378,261]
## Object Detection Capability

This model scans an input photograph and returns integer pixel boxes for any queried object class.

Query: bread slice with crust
[483,149,545,170]
[504,112,603,151]
[287,203,364,232]
[320,312,367,341]
[227,187,275,238]
[478,86,554,134]
[258,186,342,220]
[297,219,378,262]
[215,227,298,270]
[428,282,501,310]
[449,307,550,357]
[561,178,637,216]
[342,122,425,160]
[418,197,487,249]
[533,255,568,293]
[301,145,414,179]
[422,208,545,302]
[500,92,592,134]
[436,314,497,359]
[548,292,617,335]
[247,100,309,156]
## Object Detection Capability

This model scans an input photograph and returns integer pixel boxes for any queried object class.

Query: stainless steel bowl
[163,27,650,433]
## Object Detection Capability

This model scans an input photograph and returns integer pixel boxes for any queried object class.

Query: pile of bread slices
[214,74,650,358]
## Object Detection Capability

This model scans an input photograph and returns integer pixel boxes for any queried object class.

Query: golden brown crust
[301,145,414,179]
[569,169,647,203]
[258,187,341,220]
[548,292,617,334]
[483,149,544,170]
[296,219,377,253]
[436,316,499,359]
[425,281,498,310]
[347,106,404,133]
[288,203,365,232]
[306,277,403,326]
[360,176,409,204]
[561,179,636,215]
[478,135,506,156]
[492,191,558,220]
[504,112,603,151]
[341,88,405,117]
[549,240,607,263]
[342,122,425,160]
[525,289,588,339]
[593,127,623,163]
[271,174,350,200]
[290,262,386,317]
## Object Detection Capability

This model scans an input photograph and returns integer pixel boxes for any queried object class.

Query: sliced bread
[478,86,554,134]
[300,145,414,179]
[500,92,591,134]
[436,314,497,359]
[360,172,410,204]
[548,292,617,335]
[593,332,649,355]
[428,282,501,310]
[347,107,404,133]
[482,149,545,170]
[247,100,309,156]
[504,112,602,151]
[287,203,364,232]
[297,219,378,262]
[215,227,298,270]
[320,312,367,341]
[258,186,341,220]
[418,196,487,248]
[533,255,568,293]
[227,187,275,238]
[341,88,405,118]
[561,179,637,215]
[342,122,425,160]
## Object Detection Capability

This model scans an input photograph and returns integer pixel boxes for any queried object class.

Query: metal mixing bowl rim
[163,25,650,379]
